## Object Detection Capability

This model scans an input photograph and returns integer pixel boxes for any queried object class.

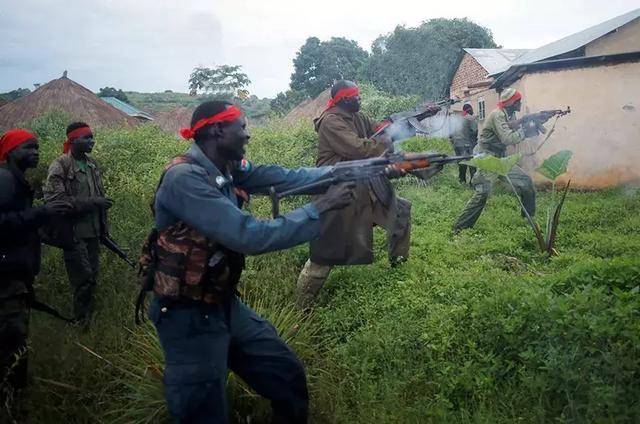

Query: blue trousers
[149,297,308,424]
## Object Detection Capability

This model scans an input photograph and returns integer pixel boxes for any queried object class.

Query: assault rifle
[100,234,136,268]
[269,152,472,217]
[371,103,444,145]
[508,107,571,136]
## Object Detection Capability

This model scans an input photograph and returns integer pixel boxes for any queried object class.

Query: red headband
[64,126,93,153]
[0,128,36,162]
[326,87,359,110]
[180,106,243,140]
[497,91,522,109]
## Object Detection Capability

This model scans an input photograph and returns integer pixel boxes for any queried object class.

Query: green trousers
[63,237,100,323]
[453,165,536,232]
[0,292,29,414]
[296,197,411,308]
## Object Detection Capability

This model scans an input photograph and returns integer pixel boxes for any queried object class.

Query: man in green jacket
[44,122,113,326]
[453,88,535,232]
[450,103,478,184]
[296,80,412,307]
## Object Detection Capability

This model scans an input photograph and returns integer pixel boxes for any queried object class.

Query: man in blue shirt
[148,101,354,423]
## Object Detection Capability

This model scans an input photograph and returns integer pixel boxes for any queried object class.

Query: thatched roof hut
[284,89,331,124]
[154,106,195,136]
[0,75,138,131]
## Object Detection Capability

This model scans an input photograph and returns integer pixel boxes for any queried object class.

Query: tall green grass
[11,112,640,423]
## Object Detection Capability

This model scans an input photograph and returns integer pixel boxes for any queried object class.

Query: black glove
[313,182,356,214]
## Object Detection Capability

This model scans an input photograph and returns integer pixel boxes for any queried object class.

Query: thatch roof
[154,106,194,136]
[0,75,138,132]
[284,89,331,124]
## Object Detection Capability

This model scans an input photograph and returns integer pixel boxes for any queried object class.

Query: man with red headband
[453,88,536,232]
[0,129,71,411]
[43,122,113,326]
[144,100,354,423]
[296,79,412,307]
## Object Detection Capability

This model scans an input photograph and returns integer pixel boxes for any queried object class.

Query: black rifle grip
[269,186,280,218]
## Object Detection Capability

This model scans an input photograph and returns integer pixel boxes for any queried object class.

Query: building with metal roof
[100,96,154,121]
[463,48,530,75]
[491,8,640,76]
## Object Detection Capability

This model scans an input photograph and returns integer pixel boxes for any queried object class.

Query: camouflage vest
[136,156,246,320]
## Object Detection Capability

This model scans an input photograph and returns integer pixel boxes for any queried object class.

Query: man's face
[9,139,39,169]
[340,95,361,113]
[71,134,95,154]
[512,99,522,113]
[217,117,250,161]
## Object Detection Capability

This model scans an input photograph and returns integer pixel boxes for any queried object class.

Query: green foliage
[291,37,368,98]
[536,150,573,181]
[358,83,419,121]
[125,91,272,125]
[0,87,31,102]
[270,89,308,116]
[188,64,251,98]
[97,87,129,102]
[361,18,497,99]
[16,112,640,423]
[462,153,521,177]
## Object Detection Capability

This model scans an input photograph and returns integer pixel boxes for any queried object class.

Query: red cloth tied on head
[64,125,93,153]
[497,90,522,109]
[179,106,243,140]
[0,128,36,162]
[325,86,359,111]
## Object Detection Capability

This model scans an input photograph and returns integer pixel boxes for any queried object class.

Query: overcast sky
[0,0,637,98]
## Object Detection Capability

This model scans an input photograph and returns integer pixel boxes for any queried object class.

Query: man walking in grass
[0,129,71,415]
[142,100,355,423]
[296,79,412,307]
[44,122,113,326]
[453,88,536,232]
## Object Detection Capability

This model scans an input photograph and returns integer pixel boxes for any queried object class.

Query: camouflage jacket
[478,108,525,157]
[451,114,478,149]
[43,153,108,244]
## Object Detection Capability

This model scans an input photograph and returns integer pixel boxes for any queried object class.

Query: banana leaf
[536,150,572,181]
[546,180,571,256]
[461,153,522,177]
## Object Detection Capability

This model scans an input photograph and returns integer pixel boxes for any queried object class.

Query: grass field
[10,115,640,423]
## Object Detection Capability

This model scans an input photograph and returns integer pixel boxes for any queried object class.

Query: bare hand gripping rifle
[269,152,472,217]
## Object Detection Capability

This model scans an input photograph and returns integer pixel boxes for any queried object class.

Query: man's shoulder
[0,167,17,202]
[48,154,72,173]
[488,108,507,121]
[0,166,16,185]
[161,159,209,186]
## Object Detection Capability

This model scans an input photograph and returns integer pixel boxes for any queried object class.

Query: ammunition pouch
[135,222,245,324]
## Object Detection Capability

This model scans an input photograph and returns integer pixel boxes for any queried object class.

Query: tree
[270,89,307,116]
[361,18,497,100]
[290,37,368,98]
[0,88,30,102]
[97,87,129,102]
[188,65,251,98]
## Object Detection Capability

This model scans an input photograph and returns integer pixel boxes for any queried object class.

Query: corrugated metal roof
[100,96,154,120]
[491,8,640,75]
[463,48,531,74]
